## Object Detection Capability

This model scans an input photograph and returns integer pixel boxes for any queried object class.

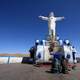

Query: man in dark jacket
[51,47,67,73]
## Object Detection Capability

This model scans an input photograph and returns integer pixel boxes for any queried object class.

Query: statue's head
[35,40,39,45]
[59,39,63,46]
[64,39,71,45]
[49,12,54,17]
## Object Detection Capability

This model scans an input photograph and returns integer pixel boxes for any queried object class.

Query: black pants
[51,58,61,73]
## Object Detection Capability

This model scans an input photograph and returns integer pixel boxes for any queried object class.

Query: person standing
[50,47,65,73]
[72,46,77,63]
[29,46,36,64]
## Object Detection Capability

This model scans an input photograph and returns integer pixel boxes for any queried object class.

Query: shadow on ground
[21,57,33,64]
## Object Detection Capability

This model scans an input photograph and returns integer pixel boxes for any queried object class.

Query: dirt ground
[0,63,80,80]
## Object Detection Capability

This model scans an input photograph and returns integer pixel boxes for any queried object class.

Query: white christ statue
[39,12,64,39]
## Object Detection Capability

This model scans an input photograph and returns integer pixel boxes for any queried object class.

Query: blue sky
[0,0,80,53]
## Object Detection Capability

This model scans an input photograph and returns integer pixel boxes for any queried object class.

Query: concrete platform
[0,63,80,80]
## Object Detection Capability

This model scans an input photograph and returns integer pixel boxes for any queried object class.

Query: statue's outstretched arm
[38,16,48,21]
[56,17,64,21]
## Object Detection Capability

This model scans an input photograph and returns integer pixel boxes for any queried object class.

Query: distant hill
[0,53,30,57]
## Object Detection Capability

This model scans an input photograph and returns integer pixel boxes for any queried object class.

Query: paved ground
[0,63,80,80]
